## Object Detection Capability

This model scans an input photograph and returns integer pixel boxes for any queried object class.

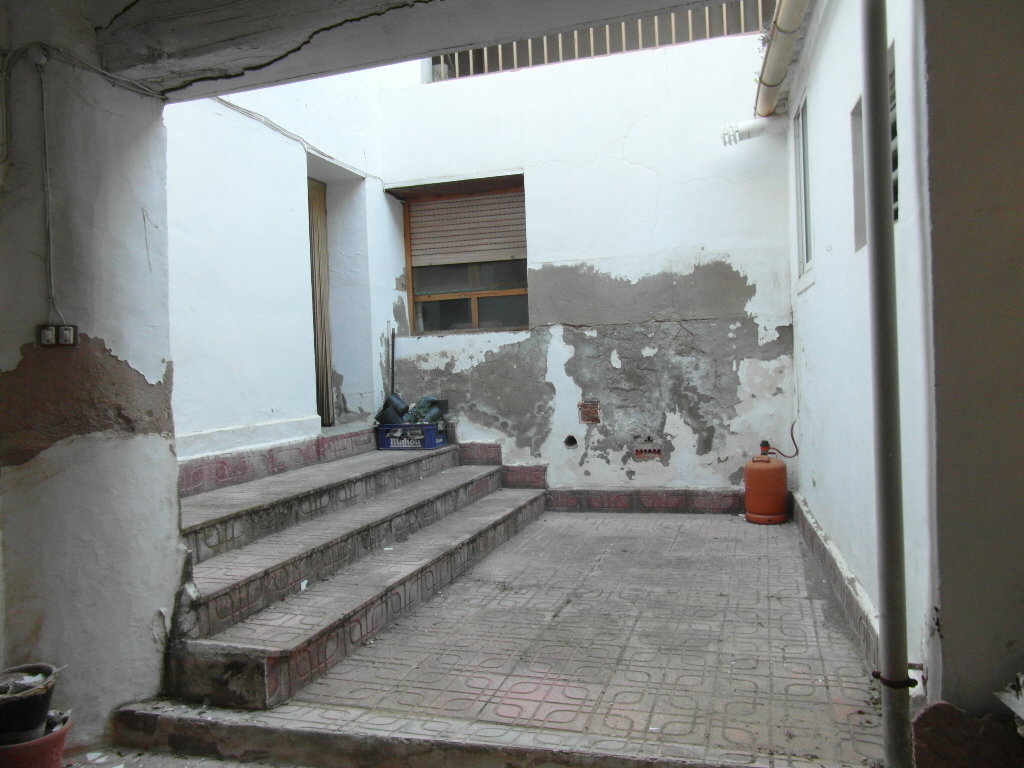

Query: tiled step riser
[184,449,458,562]
[171,495,546,710]
[186,471,503,639]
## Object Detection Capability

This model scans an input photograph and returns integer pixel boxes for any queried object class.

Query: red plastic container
[0,717,71,768]
[743,445,789,525]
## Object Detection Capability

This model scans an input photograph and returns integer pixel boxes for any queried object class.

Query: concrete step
[180,464,502,639]
[167,489,546,710]
[180,445,459,562]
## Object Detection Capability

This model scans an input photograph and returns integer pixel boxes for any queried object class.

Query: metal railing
[431,0,777,81]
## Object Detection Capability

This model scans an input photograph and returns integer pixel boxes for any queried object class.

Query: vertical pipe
[722,3,728,36]
[654,15,660,47]
[671,12,677,44]
[688,9,694,40]
[455,50,460,77]
[513,40,518,69]
[574,29,579,59]
[705,6,711,38]
[528,38,533,66]
[862,0,912,765]
[638,18,643,48]
[740,1,746,33]
[590,27,595,56]
[605,24,611,54]
[543,35,549,64]
[557,32,563,62]
[758,0,764,29]
[621,21,627,51]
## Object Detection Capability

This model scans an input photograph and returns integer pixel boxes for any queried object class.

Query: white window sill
[795,268,816,295]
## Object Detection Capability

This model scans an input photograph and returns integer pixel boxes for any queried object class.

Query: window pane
[413,263,473,296]
[478,259,528,291]
[418,298,473,332]
[477,294,529,330]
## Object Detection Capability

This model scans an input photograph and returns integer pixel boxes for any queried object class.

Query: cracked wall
[389,35,793,488]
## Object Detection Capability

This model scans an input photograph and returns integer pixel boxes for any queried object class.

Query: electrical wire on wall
[0,43,165,335]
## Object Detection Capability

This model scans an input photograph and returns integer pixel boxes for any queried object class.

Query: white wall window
[794,101,813,272]
[401,181,528,334]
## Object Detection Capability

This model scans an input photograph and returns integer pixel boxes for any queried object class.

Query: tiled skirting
[792,494,881,670]
[545,487,744,513]
[178,429,377,497]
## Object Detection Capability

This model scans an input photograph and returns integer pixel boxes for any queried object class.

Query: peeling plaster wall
[0,11,181,743]
[783,0,934,672]
[165,99,322,458]
[389,35,794,488]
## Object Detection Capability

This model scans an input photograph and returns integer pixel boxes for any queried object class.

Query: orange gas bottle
[744,440,789,524]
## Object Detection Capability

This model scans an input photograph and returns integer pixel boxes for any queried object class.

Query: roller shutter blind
[409,190,526,267]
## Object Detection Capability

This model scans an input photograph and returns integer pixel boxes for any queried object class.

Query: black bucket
[375,394,409,425]
[0,664,58,745]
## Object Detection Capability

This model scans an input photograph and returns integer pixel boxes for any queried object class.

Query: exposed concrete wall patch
[396,329,555,457]
[0,336,173,467]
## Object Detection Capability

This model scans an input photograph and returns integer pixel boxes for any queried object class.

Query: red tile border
[459,442,503,466]
[178,429,377,497]
[503,465,547,489]
[545,488,746,514]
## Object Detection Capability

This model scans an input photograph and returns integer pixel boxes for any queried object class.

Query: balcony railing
[430,0,778,81]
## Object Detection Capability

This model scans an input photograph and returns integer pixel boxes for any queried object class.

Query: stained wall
[389,35,794,488]
[0,8,181,742]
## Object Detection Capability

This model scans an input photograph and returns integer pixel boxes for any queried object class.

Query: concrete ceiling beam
[93,0,720,100]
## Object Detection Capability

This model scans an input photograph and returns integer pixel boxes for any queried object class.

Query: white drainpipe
[754,0,811,117]
[721,116,787,145]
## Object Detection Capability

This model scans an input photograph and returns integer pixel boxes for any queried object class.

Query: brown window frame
[401,185,528,335]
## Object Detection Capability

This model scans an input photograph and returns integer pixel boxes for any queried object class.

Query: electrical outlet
[37,325,57,346]
[58,325,77,346]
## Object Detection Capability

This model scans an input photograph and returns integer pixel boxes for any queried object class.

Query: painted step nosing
[178,495,544,708]
[182,447,459,532]
[189,470,503,637]
[184,449,460,561]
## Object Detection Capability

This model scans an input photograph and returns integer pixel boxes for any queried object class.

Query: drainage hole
[564,435,578,448]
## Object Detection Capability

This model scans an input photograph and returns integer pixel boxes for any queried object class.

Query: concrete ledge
[178,428,377,497]
[546,488,744,514]
[792,494,881,670]
[114,699,736,768]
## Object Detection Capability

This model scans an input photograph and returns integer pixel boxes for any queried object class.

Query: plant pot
[0,715,71,768]
[0,664,58,745]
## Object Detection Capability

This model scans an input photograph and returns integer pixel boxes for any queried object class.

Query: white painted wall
[165,65,424,454]
[783,0,934,664]
[387,35,794,487]
[165,99,322,458]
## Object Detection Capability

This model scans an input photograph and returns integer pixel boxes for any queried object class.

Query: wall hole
[564,435,578,448]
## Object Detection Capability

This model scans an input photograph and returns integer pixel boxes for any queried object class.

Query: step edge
[113,700,737,768]
[180,446,459,533]
[186,493,544,656]
[190,465,503,602]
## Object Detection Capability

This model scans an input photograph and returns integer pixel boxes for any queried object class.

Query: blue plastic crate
[377,423,447,450]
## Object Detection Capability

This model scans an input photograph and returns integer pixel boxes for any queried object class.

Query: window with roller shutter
[400,182,528,334]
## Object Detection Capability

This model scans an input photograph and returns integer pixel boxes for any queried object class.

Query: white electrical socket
[38,325,56,346]
[58,325,76,346]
